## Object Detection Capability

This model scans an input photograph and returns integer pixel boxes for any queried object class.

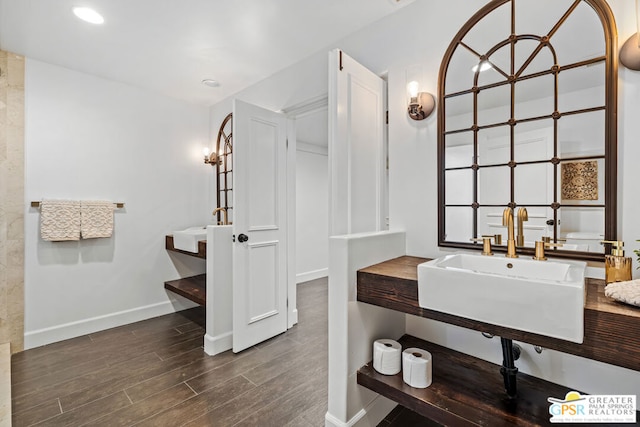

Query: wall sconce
[407,80,436,121]
[620,0,640,71]
[203,147,221,166]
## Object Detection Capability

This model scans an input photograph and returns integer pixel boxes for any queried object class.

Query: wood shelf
[164,274,206,306]
[165,235,206,259]
[358,335,577,426]
[357,256,640,372]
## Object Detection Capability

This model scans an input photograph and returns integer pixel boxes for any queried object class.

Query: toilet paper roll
[402,347,432,388]
[372,339,402,375]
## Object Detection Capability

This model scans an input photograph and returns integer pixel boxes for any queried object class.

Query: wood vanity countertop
[357,256,640,372]
[165,235,207,259]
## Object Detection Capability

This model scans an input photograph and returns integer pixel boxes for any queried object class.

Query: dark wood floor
[12,277,435,426]
[380,406,442,427]
[12,279,328,426]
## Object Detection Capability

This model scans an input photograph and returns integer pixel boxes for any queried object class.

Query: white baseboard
[325,395,396,427]
[296,268,328,284]
[204,331,233,356]
[289,308,298,329]
[24,298,197,349]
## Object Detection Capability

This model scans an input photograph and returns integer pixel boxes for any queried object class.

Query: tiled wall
[0,50,25,353]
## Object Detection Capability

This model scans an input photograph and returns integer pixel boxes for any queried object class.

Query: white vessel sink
[417,253,587,343]
[173,226,207,253]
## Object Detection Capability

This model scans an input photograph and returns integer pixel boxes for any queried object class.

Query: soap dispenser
[601,240,632,284]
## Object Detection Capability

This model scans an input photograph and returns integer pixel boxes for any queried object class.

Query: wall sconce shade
[406,70,435,120]
[408,91,436,121]
[620,0,640,71]
[620,33,640,71]
[203,147,221,166]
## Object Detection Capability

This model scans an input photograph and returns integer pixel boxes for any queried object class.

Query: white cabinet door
[232,99,288,353]
[328,49,387,236]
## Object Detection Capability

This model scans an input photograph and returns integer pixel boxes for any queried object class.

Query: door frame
[281,94,329,329]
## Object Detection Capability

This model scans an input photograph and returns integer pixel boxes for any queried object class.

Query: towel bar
[30,201,125,209]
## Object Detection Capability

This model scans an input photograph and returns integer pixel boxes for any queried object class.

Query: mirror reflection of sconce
[620,0,640,71]
[407,81,436,121]
[472,60,492,73]
[203,147,221,166]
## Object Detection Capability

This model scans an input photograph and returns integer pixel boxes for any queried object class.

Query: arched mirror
[438,0,617,261]
[215,113,233,224]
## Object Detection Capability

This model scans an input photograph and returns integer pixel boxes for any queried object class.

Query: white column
[326,231,406,427]
[204,225,233,355]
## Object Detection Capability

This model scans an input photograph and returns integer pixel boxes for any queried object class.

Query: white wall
[206,0,640,402]
[296,144,329,282]
[24,59,211,348]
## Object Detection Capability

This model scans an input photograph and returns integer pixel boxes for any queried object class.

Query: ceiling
[0,0,414,106]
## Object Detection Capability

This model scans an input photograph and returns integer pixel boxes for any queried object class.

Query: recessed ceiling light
[73,7,104,25]
[202,79,220,88]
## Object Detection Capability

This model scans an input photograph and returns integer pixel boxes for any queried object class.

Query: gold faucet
[470,236,494,256]
[533,240,564,261]
[212,207,228,225]
[516,207,528,247]
[502,207,518,258]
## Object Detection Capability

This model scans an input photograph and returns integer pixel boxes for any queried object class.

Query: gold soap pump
[601,240,632,284]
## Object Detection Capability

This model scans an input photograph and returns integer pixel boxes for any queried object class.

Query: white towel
[81,200,115,239]
[40,199,81,241]
[604,280,640,307]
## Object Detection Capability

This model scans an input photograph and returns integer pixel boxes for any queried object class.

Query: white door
[232,99,288,353]
[328,49,387,236]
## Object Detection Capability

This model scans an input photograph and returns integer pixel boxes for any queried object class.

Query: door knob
[237,233,249,243]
